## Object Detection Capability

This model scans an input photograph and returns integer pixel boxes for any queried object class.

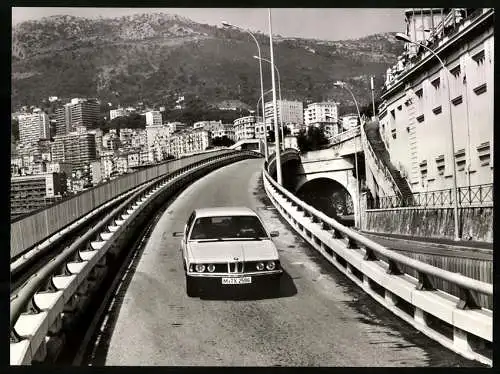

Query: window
[431,77,441,89]
[472,50,485,65]
[415,88,423,98]
[189,215,268,240]
[477,142,491,166]
[435,155,445,175]
[473,83,487,95]
[391,128,397,139]
[454,149,466,172]
[416,114,425,123]
[450,65,461,78]
[419,160,428,180]
[452,96,463,105]
[390,109,395,119]
[432,106,442,115]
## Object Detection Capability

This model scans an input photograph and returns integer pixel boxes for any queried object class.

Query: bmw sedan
[174,207,282,297]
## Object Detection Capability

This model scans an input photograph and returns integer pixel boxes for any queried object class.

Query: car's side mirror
[172,232,183,237]
[270,231,279,237]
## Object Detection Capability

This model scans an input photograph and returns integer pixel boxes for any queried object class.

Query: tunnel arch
[295,175,358,227]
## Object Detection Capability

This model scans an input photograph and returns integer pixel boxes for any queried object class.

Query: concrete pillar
[414,307,427,326]
[385,290,396,307]
[453,327,472,352]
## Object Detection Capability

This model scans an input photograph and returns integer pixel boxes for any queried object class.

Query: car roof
[194,206,258,218]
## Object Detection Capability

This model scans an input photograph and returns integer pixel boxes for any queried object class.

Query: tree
[11,118,19,141]
[212,136,235,147]
[297,125,329,153]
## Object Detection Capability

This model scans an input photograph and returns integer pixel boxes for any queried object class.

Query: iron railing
[370,183,493,209]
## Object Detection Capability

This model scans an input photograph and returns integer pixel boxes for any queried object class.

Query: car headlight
[207,264,215,272]
[195,264,206,272]
[256,262,265,271]
[266,261,276,270]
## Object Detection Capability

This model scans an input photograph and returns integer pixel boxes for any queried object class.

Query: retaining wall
[361,205,493,243]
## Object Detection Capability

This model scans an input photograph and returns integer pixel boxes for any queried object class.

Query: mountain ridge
[12,13,403,111]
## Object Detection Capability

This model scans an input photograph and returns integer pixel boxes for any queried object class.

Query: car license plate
[222,277,252,285]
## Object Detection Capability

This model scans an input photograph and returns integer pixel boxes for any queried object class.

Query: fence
[371,183,493,209]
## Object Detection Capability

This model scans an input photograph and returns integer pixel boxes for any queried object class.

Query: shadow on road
[198,270,298,301]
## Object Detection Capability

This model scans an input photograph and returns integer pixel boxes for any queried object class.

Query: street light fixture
[333,81,362,229]
[253,55,285,151]
[267,9,282,185]
[222,20,268,161]
[394,32,460,241]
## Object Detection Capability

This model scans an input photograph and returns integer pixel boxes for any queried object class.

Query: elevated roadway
[81,158,480,366]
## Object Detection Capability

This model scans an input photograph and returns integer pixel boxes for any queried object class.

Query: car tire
[186,275,197,297]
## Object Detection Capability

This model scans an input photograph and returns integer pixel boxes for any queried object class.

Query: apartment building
[211,123,236,141]
[233,116,262,141]
[264,100,304,128]
[165,129,211,158]
[51,132,97,169]
[340,114,359,131]
[145,111,162,126]
[55,98,100,135]
[304,102,339,127]
[110,108,127,120]
[10,173,66,217]
[377,8,493,193]
[18,111,50,148]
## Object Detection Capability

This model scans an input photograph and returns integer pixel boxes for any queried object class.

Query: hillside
[11,13,403,111]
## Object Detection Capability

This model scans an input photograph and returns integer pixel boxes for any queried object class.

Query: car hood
[187,240,279,263]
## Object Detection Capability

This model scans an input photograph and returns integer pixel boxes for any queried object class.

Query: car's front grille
[227,261,244,273]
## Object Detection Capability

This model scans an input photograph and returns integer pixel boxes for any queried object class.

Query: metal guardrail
[10,151,258,365]
[360,123,402,198]
[371,183,493,209]
[262,167,492,365]
[329,126,360,146]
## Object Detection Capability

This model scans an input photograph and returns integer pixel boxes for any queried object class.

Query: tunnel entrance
[296,178,355,227]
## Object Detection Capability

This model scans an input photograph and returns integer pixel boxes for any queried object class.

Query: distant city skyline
[12,8,406,40]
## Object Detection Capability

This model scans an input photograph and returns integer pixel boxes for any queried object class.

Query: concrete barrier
[10,152,258,365]
[11,150,235,257]
[263,168,492,366]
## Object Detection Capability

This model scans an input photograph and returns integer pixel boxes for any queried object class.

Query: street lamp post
[334,81,362,229]
[222,21,268,161]
[395,32,460,241]
[268,9,282,185]
[253,56,285,151]
[257,88,273,143]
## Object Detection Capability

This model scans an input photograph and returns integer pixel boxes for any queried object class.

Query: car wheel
[186,275,197,297]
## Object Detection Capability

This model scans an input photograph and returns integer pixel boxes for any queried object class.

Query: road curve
[86,158,480,367]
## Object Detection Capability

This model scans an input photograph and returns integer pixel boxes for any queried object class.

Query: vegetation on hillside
[12,13,403,111]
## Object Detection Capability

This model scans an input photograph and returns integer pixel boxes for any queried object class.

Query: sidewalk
[359,231,492,261]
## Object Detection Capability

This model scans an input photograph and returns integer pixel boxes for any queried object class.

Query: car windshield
[189,215,268,240]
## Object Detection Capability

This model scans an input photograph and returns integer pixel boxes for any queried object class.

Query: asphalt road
[87,158,481,367]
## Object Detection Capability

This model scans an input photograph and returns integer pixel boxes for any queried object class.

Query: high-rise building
[18,111,50,148]
[145,111,162,126]
[55,98,100,135]
[264,100,304,129]
[304,102,339,127]
[51,132,97,169]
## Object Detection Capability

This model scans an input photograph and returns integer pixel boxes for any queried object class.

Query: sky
[12,8,406,40]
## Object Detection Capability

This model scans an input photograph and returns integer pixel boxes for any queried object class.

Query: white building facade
[18,111,50,148]
[304,102,338,127]
[145,111,163,126]
[377,8,494,194]
[264,100,304,128]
